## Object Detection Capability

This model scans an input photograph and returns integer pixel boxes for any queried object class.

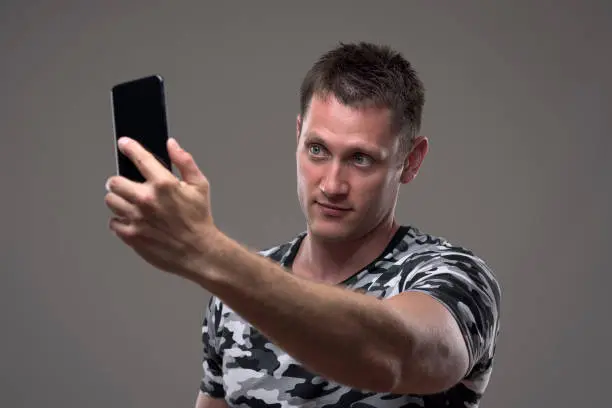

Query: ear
[400,136,429,184]
[296,114,302,143]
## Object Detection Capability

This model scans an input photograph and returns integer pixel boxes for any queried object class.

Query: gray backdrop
[2,1,610,407]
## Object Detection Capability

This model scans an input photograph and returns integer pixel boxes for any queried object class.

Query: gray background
[2,1,610,407]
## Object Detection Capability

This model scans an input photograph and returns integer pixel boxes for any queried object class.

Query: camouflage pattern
[200,225,501,407]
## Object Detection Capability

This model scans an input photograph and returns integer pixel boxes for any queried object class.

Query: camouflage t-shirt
[200,225,501,407]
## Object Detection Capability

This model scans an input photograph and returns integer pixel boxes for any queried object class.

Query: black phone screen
[111,75,171,183]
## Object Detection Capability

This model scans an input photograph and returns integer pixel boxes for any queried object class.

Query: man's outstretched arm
[193,231,470,395]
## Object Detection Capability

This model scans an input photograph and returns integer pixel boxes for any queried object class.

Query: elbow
[391,337,470,395]
[324,337,466,395]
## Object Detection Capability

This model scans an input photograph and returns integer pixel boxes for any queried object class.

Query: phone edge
[110,87,120,177]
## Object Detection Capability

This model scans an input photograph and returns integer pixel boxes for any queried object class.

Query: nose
[319,161,349,197]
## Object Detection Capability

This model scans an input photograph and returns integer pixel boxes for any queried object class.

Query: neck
[296,217,401,284]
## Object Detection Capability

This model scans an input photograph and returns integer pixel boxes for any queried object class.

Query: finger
[109,216,138,239]
[168,138,207,185]
[117,137,174,182]
[106,175,149,206]
[104,191,140,220]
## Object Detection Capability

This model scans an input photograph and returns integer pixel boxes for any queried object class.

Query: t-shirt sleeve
[399,249,501,374]
[199,296,226,398]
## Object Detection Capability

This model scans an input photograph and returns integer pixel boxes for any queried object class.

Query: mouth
[315,201,352,214]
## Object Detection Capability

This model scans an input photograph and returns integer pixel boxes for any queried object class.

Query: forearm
[194,231,413,392]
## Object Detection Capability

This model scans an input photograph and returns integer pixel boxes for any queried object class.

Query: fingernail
[170,138,181,150]
[118,137,128,146]
[105,179,111,191]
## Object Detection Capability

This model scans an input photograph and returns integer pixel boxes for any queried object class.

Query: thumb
[168,138,207,185]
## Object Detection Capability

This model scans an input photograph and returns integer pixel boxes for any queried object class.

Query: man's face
[296,93,422,242]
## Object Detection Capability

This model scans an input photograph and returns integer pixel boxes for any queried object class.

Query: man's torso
[201,225,501,407]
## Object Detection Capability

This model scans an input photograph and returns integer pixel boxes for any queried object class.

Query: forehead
[301,94,398,153]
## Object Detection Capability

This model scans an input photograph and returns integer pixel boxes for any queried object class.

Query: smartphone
[111,74,172,183]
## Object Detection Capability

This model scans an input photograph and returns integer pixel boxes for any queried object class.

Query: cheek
[296,156,315,196]
[297,157,316,184]
[356,174,397,208]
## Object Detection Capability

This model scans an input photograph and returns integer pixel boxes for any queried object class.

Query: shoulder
[396,226,501,297]
[395,226,502,371]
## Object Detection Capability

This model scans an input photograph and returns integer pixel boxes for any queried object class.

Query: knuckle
[155,178,177,192]
[138,192,156,208]
[122,229,138,242]
[130,209,143,221]
[122,222,141,238]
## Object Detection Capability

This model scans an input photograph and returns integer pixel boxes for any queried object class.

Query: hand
[104,137,216,280]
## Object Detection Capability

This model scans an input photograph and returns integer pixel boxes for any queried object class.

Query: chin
[307,218,360,242]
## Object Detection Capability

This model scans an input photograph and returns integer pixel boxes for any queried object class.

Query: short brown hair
[299,42,425,154]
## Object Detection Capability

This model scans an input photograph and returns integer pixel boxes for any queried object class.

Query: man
[104,42,501,408]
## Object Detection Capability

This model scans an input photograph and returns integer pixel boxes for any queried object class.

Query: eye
[308,143,326,157]
[353,153,373,167]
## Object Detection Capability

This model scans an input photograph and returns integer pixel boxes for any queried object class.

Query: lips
[318,203,350,210]
[316,201,352,212]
